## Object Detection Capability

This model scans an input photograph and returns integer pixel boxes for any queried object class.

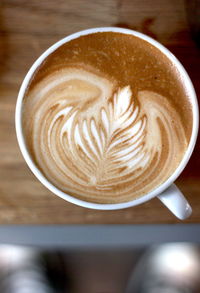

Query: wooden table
[0,0,199,224]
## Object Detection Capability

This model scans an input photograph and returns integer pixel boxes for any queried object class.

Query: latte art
[23,67,187,203]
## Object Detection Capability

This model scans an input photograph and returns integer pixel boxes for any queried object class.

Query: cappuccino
[22,32,192,203]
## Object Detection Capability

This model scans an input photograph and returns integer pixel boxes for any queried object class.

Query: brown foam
[22,32,192,203]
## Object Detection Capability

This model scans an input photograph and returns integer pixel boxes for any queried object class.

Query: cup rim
[15,27,199,210]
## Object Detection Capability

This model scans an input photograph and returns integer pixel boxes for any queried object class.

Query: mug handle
[157,184,192,220]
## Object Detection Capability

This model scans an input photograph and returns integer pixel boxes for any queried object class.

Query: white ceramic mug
[15,27,199,219]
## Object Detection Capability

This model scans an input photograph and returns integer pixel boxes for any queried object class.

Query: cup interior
[15,27,199,210]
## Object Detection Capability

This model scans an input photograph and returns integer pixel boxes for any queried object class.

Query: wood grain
[0,0,199,224]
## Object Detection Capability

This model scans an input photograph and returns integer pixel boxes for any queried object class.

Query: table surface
[0,0,199,224]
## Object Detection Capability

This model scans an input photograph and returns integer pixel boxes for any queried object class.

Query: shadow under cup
[15,27,199,213]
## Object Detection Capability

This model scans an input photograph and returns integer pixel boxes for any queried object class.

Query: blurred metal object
[185,0,200,46]
[0,246,67,293]
[126,244,200,293]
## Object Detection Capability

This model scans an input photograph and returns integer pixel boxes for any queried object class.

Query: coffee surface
[23,32,192,203]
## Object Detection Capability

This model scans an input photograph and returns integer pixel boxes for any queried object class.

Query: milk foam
[23,67,188,203]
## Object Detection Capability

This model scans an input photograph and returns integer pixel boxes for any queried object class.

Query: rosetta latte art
[23,68,188,203]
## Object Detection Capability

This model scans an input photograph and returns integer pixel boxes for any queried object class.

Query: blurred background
[0,0,200,292]
[0,241,200,292]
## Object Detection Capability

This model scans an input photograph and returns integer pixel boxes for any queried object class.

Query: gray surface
[0,225,199,247]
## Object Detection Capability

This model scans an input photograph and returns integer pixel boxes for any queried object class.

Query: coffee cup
[15,27,199,219]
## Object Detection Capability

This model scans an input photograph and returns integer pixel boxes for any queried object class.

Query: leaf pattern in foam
[73,86,148,180]
[106,87,148,172]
